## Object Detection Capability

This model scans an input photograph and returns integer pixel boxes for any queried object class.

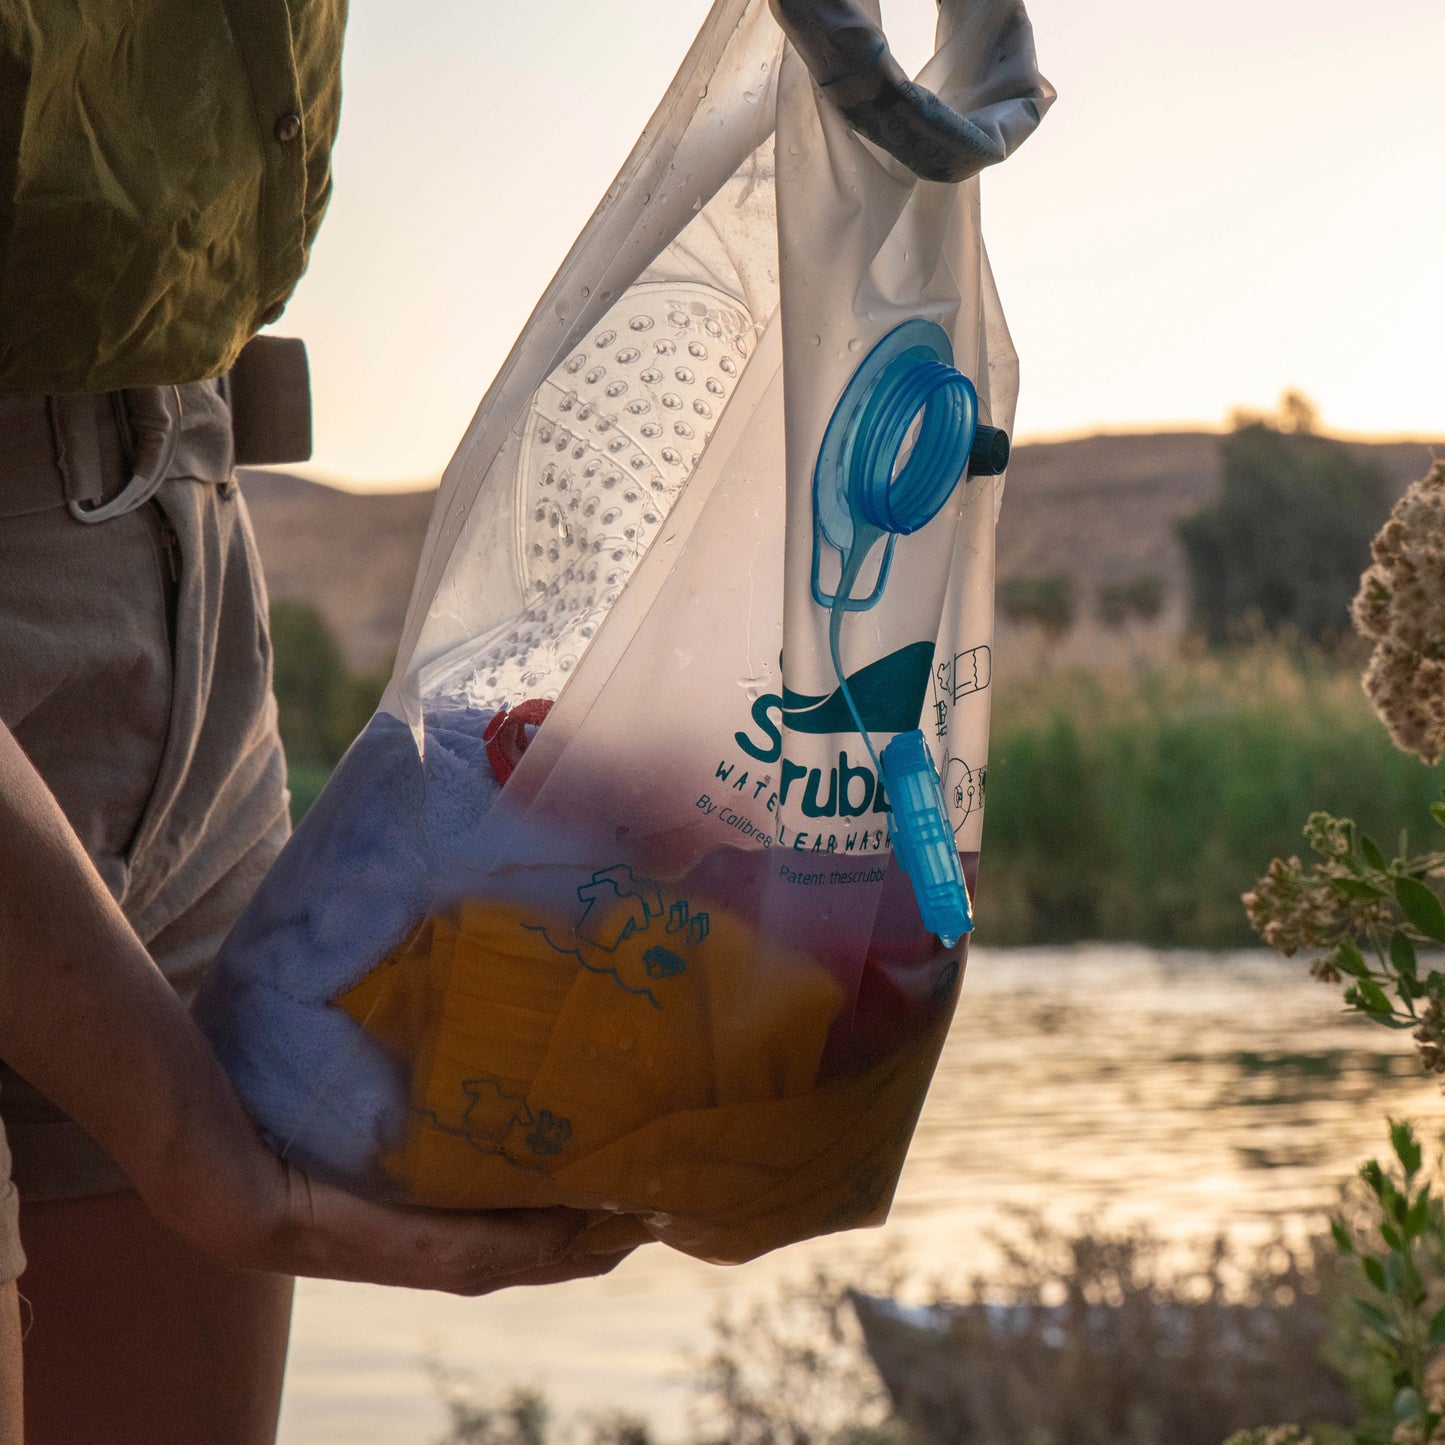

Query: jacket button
[274,112,302,144]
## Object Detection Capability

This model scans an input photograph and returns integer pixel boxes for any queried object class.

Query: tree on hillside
[1097,574,1165,629]
[997,572,1077,642]
[1177,397,1393,648]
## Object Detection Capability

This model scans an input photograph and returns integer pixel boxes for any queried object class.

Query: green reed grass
[982,646,1445,948]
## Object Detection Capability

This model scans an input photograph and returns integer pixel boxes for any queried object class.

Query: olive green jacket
[0,0,345,393]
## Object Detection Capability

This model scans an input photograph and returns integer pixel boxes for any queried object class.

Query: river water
[276,945,1445,1443]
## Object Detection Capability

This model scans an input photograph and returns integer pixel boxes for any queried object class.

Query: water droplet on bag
[847,337,862,353]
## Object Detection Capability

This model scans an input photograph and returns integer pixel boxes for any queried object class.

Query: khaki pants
[0,380,291,1280]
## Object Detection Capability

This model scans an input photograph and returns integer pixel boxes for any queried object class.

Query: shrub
[1177,411,1393,649]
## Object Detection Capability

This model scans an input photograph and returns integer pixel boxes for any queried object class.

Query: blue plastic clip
[880,729,973,947]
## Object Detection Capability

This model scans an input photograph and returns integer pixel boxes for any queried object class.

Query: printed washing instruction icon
[809,319,1009,947]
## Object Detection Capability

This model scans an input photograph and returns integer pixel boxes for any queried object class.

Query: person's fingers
[172,1149,633,1297]
[265,1172,592,1292]
[447,1242,635,1300]
[449,1246,639,1298]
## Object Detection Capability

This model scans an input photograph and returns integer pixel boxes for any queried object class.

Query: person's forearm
[0,719,262,1229]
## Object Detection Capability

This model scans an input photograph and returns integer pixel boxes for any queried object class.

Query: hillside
[990,431,1438,674]
[240,432,1442,676]
[239,468,433,674]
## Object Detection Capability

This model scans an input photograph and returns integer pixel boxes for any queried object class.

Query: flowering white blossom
[1354,462,1445,765]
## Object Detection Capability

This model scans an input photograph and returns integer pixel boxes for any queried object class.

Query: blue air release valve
[880,729,973,946]
[811,318,1004,945]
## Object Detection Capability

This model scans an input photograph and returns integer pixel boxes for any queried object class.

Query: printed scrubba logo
[733,642,932,819]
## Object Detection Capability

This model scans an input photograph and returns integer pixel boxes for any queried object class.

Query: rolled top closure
[769,0,1042,184]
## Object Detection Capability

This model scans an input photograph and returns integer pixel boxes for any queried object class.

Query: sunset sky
[279,0,1445,488]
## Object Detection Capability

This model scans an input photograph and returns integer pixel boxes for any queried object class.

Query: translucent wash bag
[200,0,1052,1264]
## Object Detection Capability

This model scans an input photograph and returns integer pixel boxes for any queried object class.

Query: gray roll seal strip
[768,0,1048,183]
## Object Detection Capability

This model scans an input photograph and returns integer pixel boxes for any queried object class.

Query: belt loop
[109,390,136,472]
[120,387,178,481]
[46,395,108,507]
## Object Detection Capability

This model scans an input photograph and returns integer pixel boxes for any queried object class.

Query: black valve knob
[969,424,1010,476]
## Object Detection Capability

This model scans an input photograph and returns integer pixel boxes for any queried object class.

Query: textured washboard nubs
[1353,461,1445,765]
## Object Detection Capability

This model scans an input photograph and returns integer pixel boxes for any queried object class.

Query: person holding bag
[0,7,629,1441]
[0,2,1049,1441]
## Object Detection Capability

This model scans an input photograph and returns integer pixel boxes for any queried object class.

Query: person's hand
[137,1098,637,1295]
